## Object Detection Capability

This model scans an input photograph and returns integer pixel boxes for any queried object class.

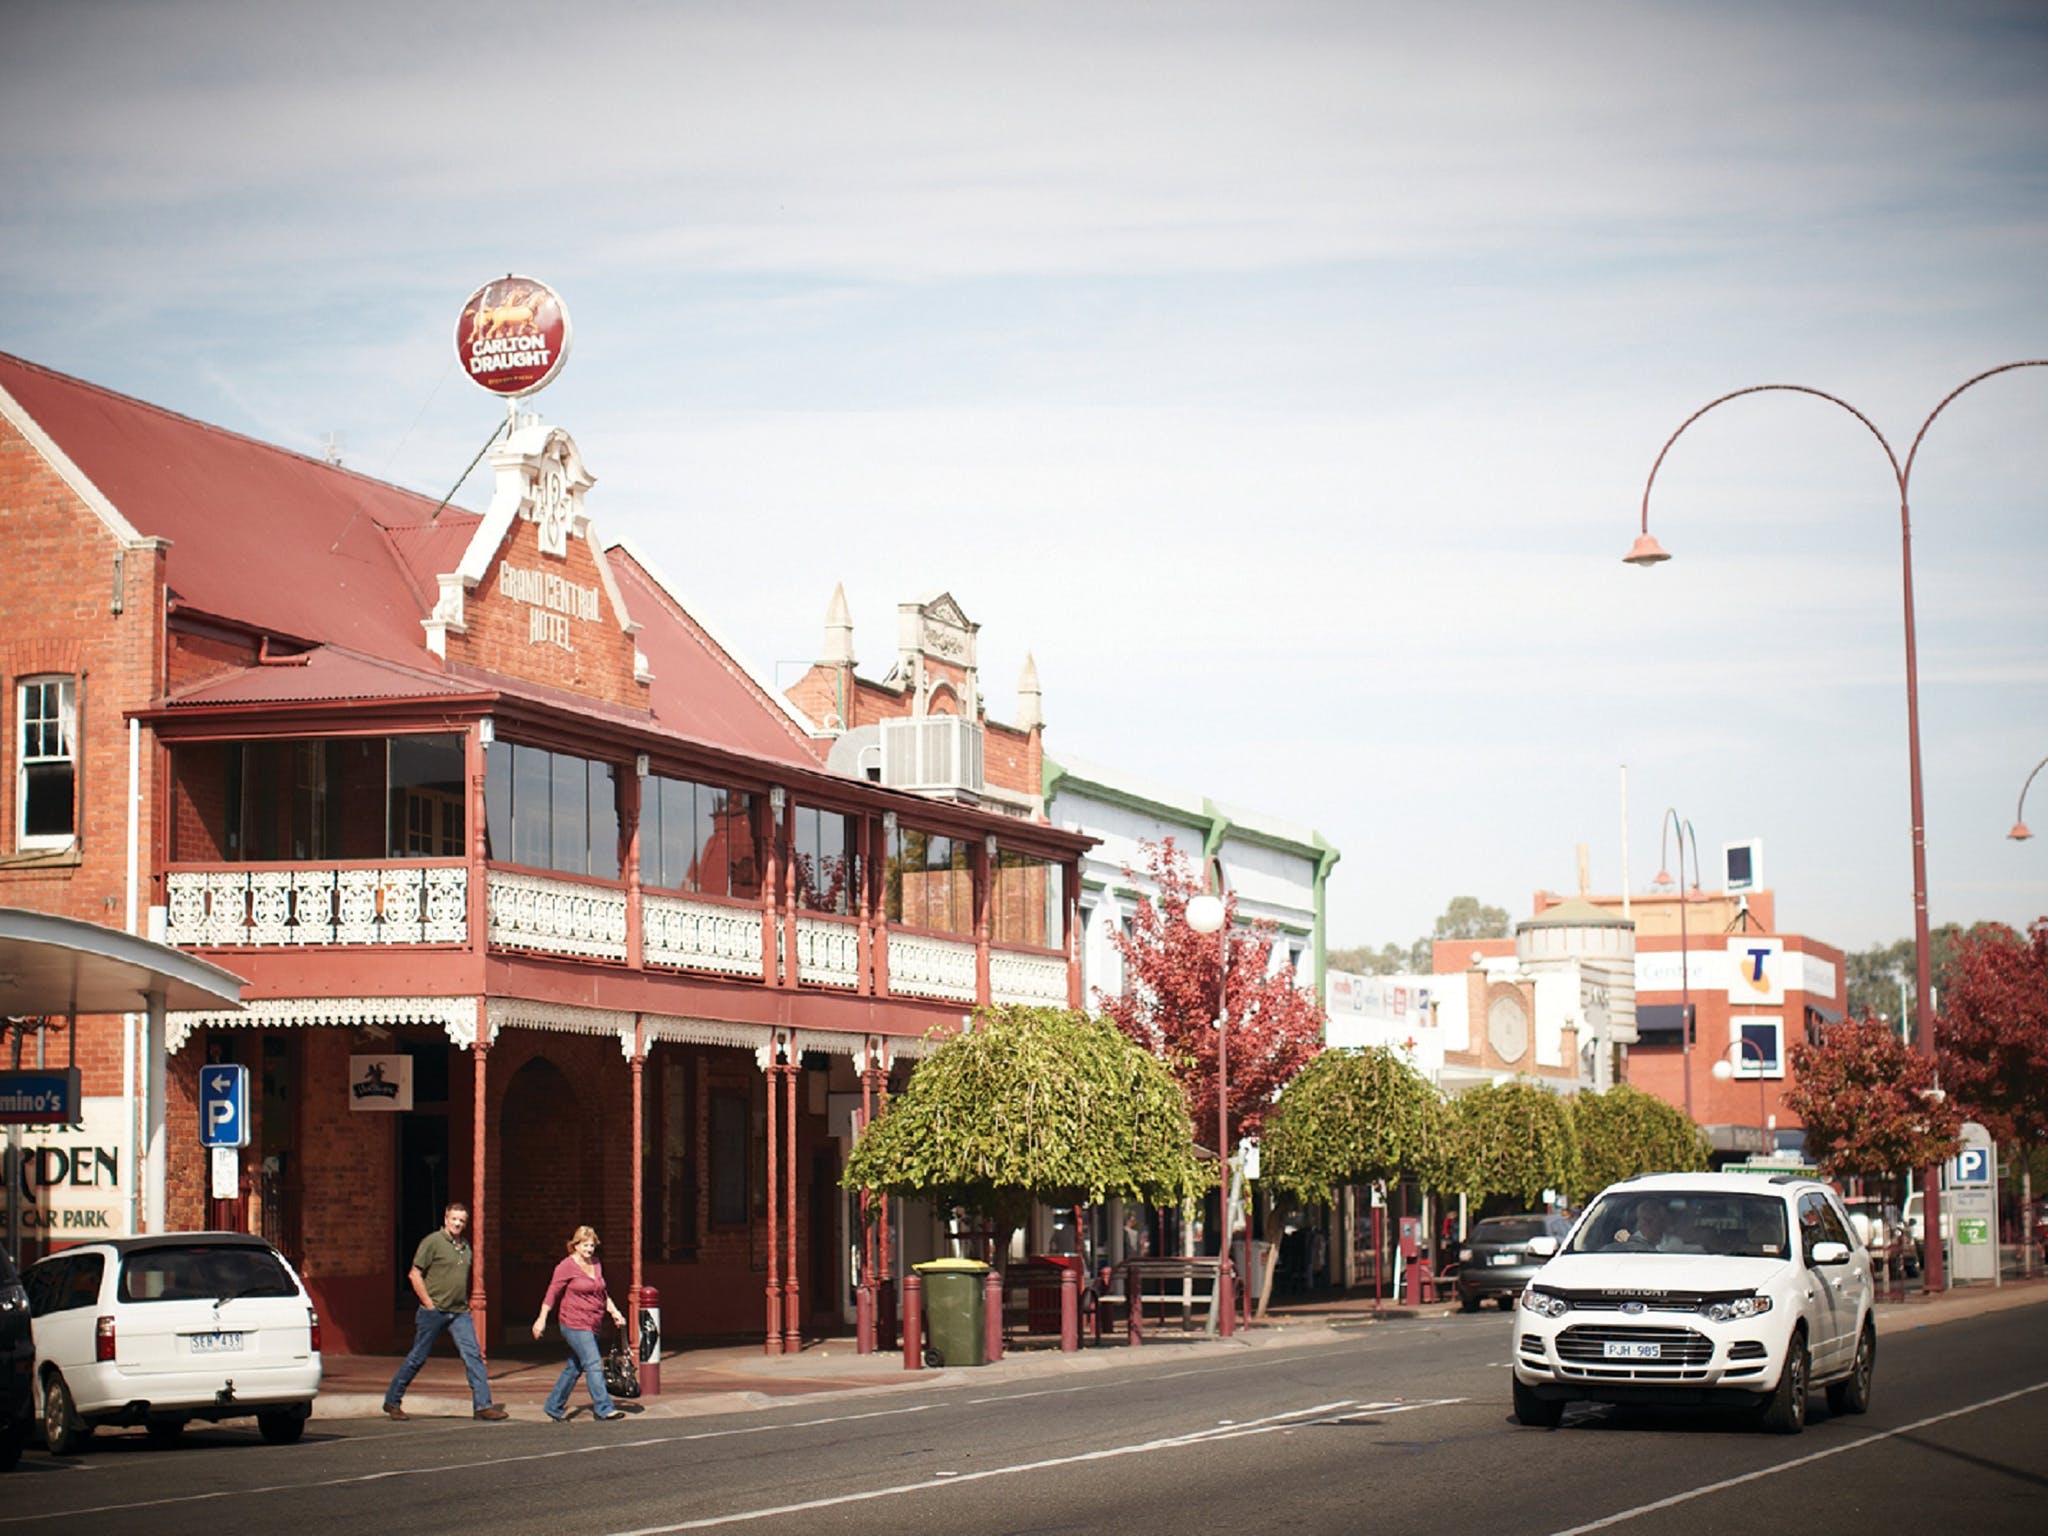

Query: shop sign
[4,1097,128,1236]
[349,1054,414,1112]
[455,274,572,397]
[496,559,600,650]
[1726,938,1785,1004]
[0,1066,81,1125]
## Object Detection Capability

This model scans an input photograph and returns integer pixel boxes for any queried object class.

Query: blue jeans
[543,1325,617,1419]
[385,1307,493,1411]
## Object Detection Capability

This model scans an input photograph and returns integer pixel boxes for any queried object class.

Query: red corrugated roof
[167,646,486,708]
[0,352,455,662]
[609,551,827,768]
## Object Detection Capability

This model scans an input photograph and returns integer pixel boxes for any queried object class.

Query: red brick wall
[447,520,648,712]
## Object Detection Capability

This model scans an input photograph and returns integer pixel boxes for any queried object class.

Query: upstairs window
[884,825,973,936]
[991,850,1064,948]
[791,806,857,915]
[17,676,77,849]
[484,741,620,879]
[644,775,761,900]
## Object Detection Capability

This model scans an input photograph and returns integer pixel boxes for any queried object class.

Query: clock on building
[1487,994,1530,1063]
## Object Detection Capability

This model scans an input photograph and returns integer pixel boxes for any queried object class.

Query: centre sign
[455,275,572,398]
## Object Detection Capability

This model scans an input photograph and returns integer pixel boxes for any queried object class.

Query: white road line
[1548,1378,2048,1535]
[0,1403,935,1529]
[610,1398,1467,1534]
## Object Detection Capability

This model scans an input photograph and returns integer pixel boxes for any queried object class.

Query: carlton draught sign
[455,274,572,397]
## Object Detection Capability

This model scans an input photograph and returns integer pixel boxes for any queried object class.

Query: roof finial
[1015,651,1042,731]
[821,583,855,666]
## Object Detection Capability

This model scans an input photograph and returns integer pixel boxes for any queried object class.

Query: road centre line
[610,1398,1467,1534]
[0,1403,937,1529]
[1548,1378,2048,1536]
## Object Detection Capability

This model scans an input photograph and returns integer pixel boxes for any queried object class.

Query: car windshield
[1567,1191,1789,1259]
[119,1244,296,1303]
[1473,1218,1552,1243]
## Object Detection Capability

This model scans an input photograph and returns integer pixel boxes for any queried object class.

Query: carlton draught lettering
[468,333,553,376]
[455,275,572,399]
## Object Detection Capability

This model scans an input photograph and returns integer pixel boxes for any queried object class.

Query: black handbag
[602,1322,641,1399]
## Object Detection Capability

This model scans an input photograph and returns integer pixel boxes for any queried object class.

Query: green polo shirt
[411,1228,473,1312]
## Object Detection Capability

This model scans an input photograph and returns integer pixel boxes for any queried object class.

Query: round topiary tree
[841,1004,1209,1231]
[1259,1045,1450,1204]
[1569,1083,1710,1202]
[1446,1079,1580,1209]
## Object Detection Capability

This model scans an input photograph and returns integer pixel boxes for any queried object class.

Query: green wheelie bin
[914,1258,990,1367]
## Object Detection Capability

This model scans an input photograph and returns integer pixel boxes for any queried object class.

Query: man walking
[384,1202,509,1421]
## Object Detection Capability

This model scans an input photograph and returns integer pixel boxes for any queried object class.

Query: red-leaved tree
[1938,918,2048,1265]
[1096,839,1324,1144]
[1784,1017,1961,1184]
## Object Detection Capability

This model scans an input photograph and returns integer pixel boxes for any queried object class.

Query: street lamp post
[1654,811,1701,1119]
[1623,360,2048,1293]
[2010,754,2046,842]
[1185,891,1237,1338]
[1711,1036,1771,1160]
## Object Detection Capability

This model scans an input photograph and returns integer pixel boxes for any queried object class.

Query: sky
[3,0,2044,958]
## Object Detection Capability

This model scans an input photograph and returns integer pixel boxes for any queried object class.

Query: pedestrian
[532,1225,629,1423]
[383,1201,508,1421]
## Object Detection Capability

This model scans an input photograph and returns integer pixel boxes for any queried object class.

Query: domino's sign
[199,1064,250,1149]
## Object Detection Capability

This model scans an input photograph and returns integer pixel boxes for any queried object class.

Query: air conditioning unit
[879,716,984,796]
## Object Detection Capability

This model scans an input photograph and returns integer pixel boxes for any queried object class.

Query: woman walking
[532,1226,629,1422]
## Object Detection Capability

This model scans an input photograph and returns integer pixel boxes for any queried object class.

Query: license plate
[188,1331,245,1354]
[1603,1341,1661,1360]
[1490,1253,1518,1265]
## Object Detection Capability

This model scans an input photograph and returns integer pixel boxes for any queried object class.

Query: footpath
[317,1273,2048,1425]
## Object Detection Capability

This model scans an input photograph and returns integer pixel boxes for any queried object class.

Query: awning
[1634,1003,1695,1040]
[1805,1002,1845,1027]
[0,907,245,1016]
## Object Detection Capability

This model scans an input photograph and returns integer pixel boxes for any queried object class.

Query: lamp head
[1185,893,1226,935]
[1711,1059,1735,1082]
[1653,867,1674,888]
[1623,533,1672,567]
[2011,821,2034,841]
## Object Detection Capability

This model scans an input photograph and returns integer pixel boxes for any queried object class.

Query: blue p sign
[199,1065,249,1149]
[1952,1146,1991,1185]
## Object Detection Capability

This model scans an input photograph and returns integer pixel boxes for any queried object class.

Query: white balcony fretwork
[990,949,1068,1007]
[165,864,469,947]
[886,931,977,1002]
[642,893,765,979]
[487,870,628,961]
[794,915,860,989]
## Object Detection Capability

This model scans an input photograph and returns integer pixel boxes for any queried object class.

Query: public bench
[1114,1256,1232,1343]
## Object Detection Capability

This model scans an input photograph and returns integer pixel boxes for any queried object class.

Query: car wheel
[42,1373,90,1456]
[1826,1323,1875,1416]
[258,1409,307,1445]
[1512,1373,1564,1428]
[145,1416,186,1448]
[1459,1293,1480,1313]
[1757,1330,1808,1435]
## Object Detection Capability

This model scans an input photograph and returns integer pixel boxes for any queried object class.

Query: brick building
[0,353,1090,1354]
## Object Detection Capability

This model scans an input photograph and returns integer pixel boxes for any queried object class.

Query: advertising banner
[455,274,572,398]
[349,1053,414,1112]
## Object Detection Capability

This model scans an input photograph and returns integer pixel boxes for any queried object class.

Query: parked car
[1,1244,32,1472]
[1510,1172,1876,1435]
[1456,1214,1577,1311]
[24,1233,321,1452]
[1843,1197,1919,1277]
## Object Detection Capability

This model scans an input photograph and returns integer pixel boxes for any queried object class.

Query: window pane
[484,744,511,861]
[723,792,762,900]
[587,760,619,880]
[511,744,552,866]
[390,734,466,857]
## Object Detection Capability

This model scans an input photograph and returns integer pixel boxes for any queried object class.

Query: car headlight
[1459,1248,1474,1263]
[1519,1287,1568,1319]
[1703,1295,1774,1322]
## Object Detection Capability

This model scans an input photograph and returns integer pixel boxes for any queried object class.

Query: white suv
[24,1233,322,1451]
[1510,1172,1875,1434]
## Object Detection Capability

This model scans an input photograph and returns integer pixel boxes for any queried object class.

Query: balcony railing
[486,870,628,961]
[794,914,861,989]
[886,931,977,1002]
[164,863,469,947]
[643,892,765,979]
[990,948,1069,1007]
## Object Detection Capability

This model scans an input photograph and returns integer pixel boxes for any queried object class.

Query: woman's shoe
[544,1410,567,1423]
[596,1410,628,1421]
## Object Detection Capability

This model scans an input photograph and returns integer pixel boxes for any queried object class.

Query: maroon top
[542,1256,611,1333]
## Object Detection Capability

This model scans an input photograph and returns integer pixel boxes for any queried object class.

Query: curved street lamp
[2011,754,2046,842]
[1711,1036,1772,1160]
[1624,359,2048,1293]
[1653,811,1701,1118]
[1184,890,1238,1337]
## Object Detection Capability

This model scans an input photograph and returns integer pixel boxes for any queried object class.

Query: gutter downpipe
[126,716,141,1234]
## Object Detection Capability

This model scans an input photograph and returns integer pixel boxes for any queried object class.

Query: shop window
[644,1053,699,1261]
[483,741,620,878]
[644,774,761,899]
[16,675,76,849]
[710,1091,750,1227]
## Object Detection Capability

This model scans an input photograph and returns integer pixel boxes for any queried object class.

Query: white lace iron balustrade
[794,916,860,988]
[886,932,977,1001]
[165,865,469,946]
[642,893,765,978]
[990,949,1067,1007]
[486,871,628,960]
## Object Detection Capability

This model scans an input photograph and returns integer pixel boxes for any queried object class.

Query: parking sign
[199,1064,249,1149]
[1951,1145,1991,1185]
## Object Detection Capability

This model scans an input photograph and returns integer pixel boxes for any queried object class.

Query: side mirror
[1811,1240,1850,1266]
[1526,1235,1559,1258]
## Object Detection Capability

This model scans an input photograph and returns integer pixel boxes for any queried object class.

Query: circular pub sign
[455,274,572,397]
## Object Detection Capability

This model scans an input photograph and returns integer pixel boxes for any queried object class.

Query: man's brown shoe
[382,1403,409,1421]
[474,1405,509,1421]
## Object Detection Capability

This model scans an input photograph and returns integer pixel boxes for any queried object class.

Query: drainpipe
[127,716,141,1234]
[1312,838,1341,999]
